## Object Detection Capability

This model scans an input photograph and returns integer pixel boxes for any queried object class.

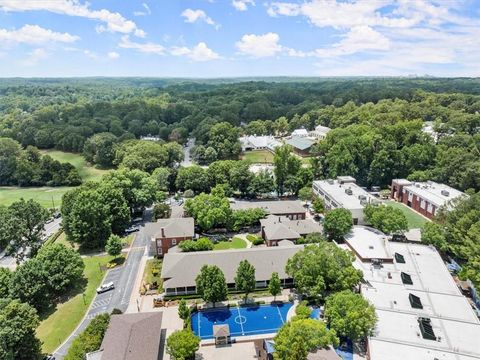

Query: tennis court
[191,303,293,339]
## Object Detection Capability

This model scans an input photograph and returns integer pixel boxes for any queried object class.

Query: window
[418,318,436,340]
[420,199,426,209]
[408,192,413,201]
[395,253,405,263]
[158,248,163,255]
[409,293,423,309]
[401,272,413,285]
[171,239,177,245]
[427,203,433,213]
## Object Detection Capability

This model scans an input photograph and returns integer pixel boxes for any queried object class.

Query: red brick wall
[155,236,192,256]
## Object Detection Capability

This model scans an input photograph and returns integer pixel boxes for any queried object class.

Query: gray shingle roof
[144,217,194,238]
[230,200,305,216]
[161,246,304,289]
[260,215,323,241]
[100,312,163,360]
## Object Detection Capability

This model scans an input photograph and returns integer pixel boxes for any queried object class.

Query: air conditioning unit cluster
[345,188,353,195]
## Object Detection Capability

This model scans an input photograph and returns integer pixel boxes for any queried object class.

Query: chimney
[161,228,165,238]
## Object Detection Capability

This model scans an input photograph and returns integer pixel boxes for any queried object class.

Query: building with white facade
[309,125,331,140]
[239,135,280,152]
[291,128,309,137]
[312,177,380,225]
[341,228,480,360]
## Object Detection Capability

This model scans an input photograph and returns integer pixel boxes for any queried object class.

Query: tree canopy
[325,290,377,341]
[364,204,409,234]
[323,208,353,241]
[286,243,362,301]
[195,265,228,305]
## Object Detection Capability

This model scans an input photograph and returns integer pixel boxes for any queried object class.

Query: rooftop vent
[345,188,353,195]
[418,317,436,341]
[395,252,406,263]
[327,179,334,185]
[401,272,413,285]
[358,195,367,201]
[441,190,450,197]
[409,293,423,309]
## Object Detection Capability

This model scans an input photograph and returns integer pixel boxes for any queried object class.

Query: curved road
[53,225,150,359]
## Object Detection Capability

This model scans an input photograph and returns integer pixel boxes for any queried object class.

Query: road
[53,221,150,359]
[181,138,195,167]
[0,217,62,269]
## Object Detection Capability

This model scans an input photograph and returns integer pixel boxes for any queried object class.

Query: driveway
[53,218,151,359]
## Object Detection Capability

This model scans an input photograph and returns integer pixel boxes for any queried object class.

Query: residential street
[181,138,194,167]
[53,224,150,359]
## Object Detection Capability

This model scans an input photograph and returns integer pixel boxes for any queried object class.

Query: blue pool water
[191,303,293,339]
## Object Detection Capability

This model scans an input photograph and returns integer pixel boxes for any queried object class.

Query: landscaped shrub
[64,313,110,360]
[179,237,214,252]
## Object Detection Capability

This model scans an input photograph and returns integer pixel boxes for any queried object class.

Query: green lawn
[385,200,429,229]
[40,149,111,182]
[214,237,247,250]
[0,186,73,208]
[36,254,114,353]
[143,258,163,291]
[242,150,274,164]
[0,150,111,208]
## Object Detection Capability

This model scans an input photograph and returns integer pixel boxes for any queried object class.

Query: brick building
[146,217,195,256]
[390,180,465,219]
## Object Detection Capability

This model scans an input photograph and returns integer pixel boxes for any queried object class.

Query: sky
[0,0,479,77]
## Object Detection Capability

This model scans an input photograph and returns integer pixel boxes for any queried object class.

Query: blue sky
[0,0,479,77]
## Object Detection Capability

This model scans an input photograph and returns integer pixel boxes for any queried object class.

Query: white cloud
[134,3,151,17]
[315,26,390,57]
[23,48,48,66]
[0,24,79,45]
[171,42,220,61]
[236,32,283,57]
[181,8,219,29]
[108,51,119,59]
[232,0,255,11]
[0,0,145,37]
[267,0,418,29]
[119,35,165,55]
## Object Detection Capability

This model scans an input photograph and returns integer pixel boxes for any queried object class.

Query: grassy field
[214,237,247,250]
[385,200,429,229]
[242,150,274,163]
[41,150,111,182]
[0,186,73,208]
[36,254,114,353]
[0,150,111,208]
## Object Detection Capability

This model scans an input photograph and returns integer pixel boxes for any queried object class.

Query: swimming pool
[191,303,293,339]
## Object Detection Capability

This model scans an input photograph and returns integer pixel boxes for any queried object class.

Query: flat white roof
[353,241,480,359]
[313,179,379,210]
[372,310,480,357]
[403,181,465,208]
[345,226,392,261]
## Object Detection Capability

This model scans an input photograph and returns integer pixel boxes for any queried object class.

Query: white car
[96,282,115,294]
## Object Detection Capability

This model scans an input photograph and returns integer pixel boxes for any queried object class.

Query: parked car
[96,282,115,294]
[53,212,61,219]
[125,225,140,234]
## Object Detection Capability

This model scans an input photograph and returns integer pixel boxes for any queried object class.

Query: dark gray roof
[230,200,305,215]
[161,246,304,289]
[100,312,163,360]
[145,217,194,238]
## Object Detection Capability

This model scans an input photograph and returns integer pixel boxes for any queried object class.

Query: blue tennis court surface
[191,303,293,339]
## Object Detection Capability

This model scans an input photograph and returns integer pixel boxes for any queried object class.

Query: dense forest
[0,77,479,191]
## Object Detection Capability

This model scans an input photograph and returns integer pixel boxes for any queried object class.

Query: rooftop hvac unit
[358,195,367,200]
[345,188,353,195]
[441,190,450,197]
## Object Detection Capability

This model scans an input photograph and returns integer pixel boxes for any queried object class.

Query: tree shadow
[38,276,88,321]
